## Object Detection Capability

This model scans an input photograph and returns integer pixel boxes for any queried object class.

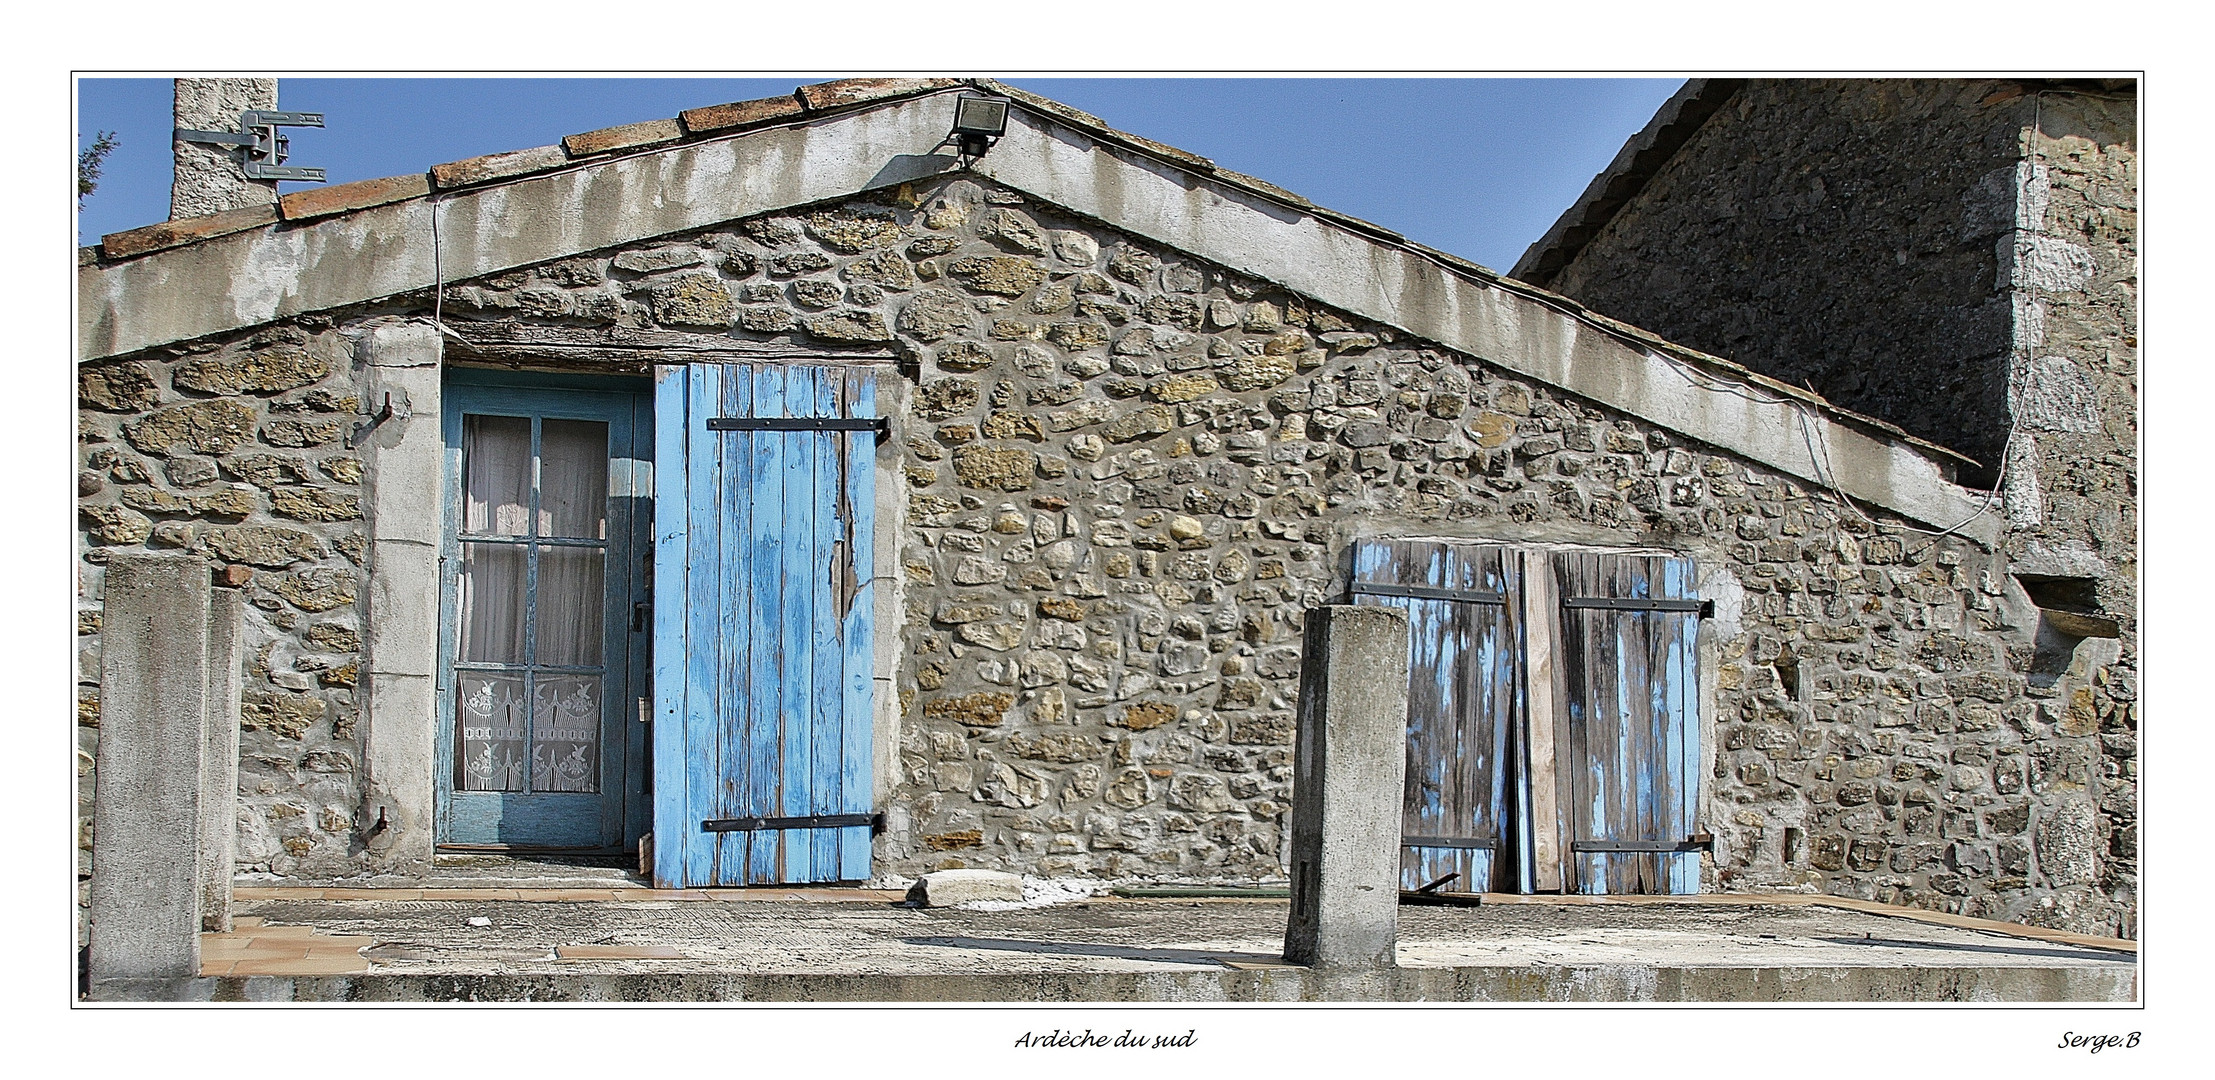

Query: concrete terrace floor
[140,857,2139,1003]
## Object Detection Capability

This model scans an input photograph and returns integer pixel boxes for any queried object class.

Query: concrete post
[171,79,278,221]
[1283,604,1410,971]
[356,320,443,876]
[89,555,215,984]
[199,586,245,932]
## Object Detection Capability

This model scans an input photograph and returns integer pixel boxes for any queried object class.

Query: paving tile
[415,889,524,901]
[235,887,319,900]
[319,888,424,901]
[555,944,687,960]
[226,956,371,976]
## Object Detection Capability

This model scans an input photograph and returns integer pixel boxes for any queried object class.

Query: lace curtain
[454,415,608,793]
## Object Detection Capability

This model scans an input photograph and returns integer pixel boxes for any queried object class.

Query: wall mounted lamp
[948,96,1010,162]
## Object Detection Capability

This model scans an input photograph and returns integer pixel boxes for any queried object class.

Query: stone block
[907,869,1024,907]
[1283,605,1409,970]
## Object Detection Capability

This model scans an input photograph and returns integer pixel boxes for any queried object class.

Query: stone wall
[1539,79,2032,481]
[79,319,369,890]
[1996,90,2138,936]
[1526,80,2137,937]
[78,170,2126,934]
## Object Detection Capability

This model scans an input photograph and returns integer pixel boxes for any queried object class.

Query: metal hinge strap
[1402,835,1497,850]
[1563,596,1712,617]
[1571,837,1712,853]
[706,416,888,434]
[1352,582,1505,605]
[702,813,884,834]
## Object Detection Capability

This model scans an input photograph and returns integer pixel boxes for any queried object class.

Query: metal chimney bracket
[174,109,328,184]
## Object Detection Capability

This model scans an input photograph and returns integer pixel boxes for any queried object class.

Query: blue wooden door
[1552,551,1701,894]
[1350,539,1529,894]
[437,375,652,850]
[651,363,877,887]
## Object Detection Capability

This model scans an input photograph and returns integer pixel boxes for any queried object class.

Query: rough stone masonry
[77,168,2128,938]
[1516,79,2136,937]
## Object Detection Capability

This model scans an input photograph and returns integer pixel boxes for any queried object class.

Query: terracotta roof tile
[279,173,431,222]
[680,94,806,135]
[1210,168,1313,210]
[562,117,685,158]
[1105,129,1213,172]
[100,204,278,260]
[970,80,1104,130]
[795,77,963,111]
[430,143,569,190]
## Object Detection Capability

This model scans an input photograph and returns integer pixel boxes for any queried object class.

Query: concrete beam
[356,320,443,875]
[1284,604,1410,970]
[90,554,213,983]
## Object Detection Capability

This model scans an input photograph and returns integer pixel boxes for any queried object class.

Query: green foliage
[78,131,118,209]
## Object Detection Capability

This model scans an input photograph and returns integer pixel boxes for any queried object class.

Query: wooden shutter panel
[651,363,877,887]
[1349,539,1527,894]
[1551,550,1701,895]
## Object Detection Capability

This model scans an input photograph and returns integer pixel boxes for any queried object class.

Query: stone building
[75,78,2136,939]
[1514,78,2137,936]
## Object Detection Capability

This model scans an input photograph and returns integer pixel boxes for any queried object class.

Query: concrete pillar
[171,79,278,221]
[356,319,443,876]
[90,555,216,983]
[199,586,244,932]
[1283,604,1410,970]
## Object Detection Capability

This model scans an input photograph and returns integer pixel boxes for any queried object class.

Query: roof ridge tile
[99,203,278,261]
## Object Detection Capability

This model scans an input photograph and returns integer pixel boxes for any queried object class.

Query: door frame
[434,368,653,852]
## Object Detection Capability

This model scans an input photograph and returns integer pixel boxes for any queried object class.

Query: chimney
[171,78,279,221]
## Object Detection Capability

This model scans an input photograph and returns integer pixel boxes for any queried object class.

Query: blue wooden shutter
[1552,551,1700,895]
[1349,539,1528,894]
[651,363,877,887]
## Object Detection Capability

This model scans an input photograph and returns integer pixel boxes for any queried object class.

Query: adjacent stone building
[76,78,2137,941]
[1514,78,2137,936]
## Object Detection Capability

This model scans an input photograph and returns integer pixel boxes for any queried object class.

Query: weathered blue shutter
[651,363,876,887]
[1553,551,1700,895]
[1350,539,1527,894]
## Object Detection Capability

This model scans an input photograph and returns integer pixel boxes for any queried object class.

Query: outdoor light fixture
[948,96,1010,161]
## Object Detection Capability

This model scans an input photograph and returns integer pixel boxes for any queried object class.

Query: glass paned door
[439,378,650,850]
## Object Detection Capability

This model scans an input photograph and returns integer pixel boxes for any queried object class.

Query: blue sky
[74,77,1679,273]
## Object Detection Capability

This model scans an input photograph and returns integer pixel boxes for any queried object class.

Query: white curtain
[454,414,609,794]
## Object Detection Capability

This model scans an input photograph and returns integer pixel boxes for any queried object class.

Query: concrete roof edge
[75,78,1986,536]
